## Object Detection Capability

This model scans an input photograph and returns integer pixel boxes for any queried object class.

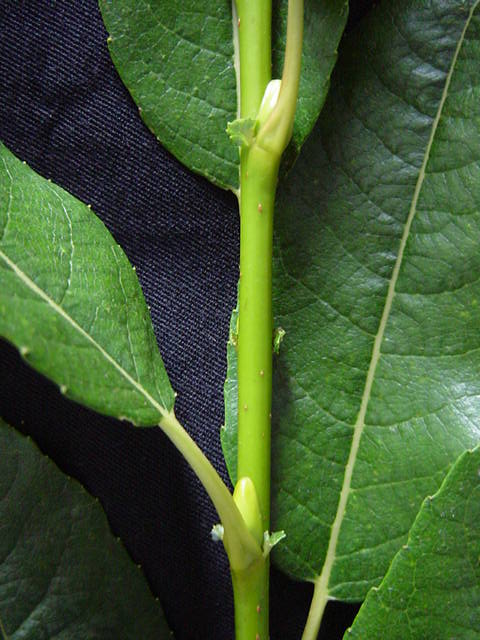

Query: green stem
[235,0,272,119]
[233,2,273,637]
[232,1,303,638]
[235,0,305,559]
[235,143,278,640]
[231,555,269,640]
[237,144,279,532]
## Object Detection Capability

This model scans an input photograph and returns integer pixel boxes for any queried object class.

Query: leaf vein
[333,532,408,562]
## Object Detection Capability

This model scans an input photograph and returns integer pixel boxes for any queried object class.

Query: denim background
[0,1,372,637]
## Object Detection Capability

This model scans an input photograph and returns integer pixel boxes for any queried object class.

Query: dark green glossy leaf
[0,143,174,426]
[0,419,172,639]
[223,0,480,600]
[347,446,480,639]
[99,0,348,191]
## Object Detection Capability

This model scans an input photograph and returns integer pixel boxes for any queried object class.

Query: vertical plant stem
[233,2,273,638]
[232,2,303,637]
[237,145,279,532]
[235,0,272,119]
[235,142,279,639]
[231,554,269,640]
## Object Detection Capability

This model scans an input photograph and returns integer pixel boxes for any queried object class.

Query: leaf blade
[0,419,173,639]
[346,445,480,639]
[0,143,174,426]
[223,0,480,599]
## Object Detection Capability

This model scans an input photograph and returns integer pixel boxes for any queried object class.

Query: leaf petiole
[159,410,262,571]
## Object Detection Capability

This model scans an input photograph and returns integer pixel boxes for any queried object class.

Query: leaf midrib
[0,248,169,421]
[312,0,480,602]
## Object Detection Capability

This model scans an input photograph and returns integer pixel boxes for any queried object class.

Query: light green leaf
[0,419,173,639]
[0,143,174,426]
[223,0,480,601]
[346,446,480,639]
[98,0,348,191]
